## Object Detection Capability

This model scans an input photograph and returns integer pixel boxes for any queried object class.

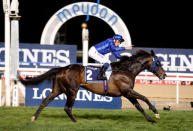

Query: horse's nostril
[164,74,167,78]
[162,74,167,79]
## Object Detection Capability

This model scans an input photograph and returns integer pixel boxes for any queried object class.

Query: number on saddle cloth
[85,66,111,96]
[85,66,112,83]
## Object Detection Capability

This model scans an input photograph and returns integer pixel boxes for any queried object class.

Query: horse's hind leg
[64,92,77,122]
[126,89,159,119]
[127,97,156,124]
[62,79,79,122]
[31,91,61,121]
[31,78,62,121]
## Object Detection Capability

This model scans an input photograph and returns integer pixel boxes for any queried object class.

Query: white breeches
[88,46,111,64]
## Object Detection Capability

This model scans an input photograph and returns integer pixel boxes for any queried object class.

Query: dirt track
[122,83,193,110]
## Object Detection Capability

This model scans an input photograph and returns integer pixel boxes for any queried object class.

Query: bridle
[136,56,162,74]
[149,56,162,73]
[112,55,162,76]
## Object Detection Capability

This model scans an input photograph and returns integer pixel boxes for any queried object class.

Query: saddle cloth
[85,66,112,83]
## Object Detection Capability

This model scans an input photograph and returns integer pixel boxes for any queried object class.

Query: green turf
[0,107,193,131]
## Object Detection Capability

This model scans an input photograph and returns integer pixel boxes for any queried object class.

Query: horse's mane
[119,49,150,63]
[111,49,150,72]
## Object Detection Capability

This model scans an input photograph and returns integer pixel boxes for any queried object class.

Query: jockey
[88,34,133,80]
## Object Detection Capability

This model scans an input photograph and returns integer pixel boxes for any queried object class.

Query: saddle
[85,66,112,95]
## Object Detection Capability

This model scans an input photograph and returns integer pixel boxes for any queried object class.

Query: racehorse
[18,49,166,124]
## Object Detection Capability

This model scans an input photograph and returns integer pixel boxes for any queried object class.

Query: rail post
[176,74,180,104]
[12,85,19,106]
[0,76,1,106]
[3,0,11,106]
[82,23,89,66]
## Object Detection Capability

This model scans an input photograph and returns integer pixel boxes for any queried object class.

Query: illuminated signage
[40,2,131,47]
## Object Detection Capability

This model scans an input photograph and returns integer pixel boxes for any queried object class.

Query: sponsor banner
[108,47,193,73]
[25,80,121,109]
[0,43,77,68]
[135,79,193,86]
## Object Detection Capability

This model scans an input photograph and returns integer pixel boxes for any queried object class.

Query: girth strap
[104,80,108,96]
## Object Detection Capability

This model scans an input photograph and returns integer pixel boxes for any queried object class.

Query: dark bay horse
[18,49,166,124]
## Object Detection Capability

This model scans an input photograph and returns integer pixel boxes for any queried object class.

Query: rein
[111,59,146,76]
[111,56,161,75]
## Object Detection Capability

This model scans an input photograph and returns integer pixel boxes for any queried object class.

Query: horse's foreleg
[31,91,60,121]
[64,93,77,122]
[127,97,156,124]
[127,89,159,119]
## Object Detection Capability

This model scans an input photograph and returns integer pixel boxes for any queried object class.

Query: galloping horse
[18,49,166,124]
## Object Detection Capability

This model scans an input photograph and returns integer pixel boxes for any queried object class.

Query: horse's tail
[17,67,62,85]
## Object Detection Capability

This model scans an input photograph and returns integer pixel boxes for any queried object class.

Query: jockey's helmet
[112,34,124,42]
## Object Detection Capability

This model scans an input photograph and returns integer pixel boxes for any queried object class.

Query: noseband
[149,56,162,73]
[136,56,161,73]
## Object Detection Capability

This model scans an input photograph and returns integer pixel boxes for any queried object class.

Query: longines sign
[25,80,121,109]
[110,48,193,73]
[0,43,77,68]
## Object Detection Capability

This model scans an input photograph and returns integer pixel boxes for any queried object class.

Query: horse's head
[116,49,166,80]
[145,50,167,80]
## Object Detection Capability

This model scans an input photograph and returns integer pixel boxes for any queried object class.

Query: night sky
[0,0,192,49]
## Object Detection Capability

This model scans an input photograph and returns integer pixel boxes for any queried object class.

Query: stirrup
[97,75,107,80]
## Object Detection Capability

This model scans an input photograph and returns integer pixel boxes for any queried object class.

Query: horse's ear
[151,50,155,57]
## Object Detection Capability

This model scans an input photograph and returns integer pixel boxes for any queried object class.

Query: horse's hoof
[155,114,160,119]
[72,119,77,123]
[152,121,157,125]
[31,116,36,122]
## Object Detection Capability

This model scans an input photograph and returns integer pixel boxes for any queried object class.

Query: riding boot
[97,65,108,80]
